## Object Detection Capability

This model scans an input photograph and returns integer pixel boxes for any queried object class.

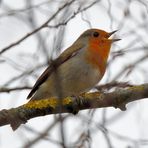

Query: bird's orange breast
[86,39,111,76]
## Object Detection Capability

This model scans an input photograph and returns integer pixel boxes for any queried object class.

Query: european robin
[27,29,120,101]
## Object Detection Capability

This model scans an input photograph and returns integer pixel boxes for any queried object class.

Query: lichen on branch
[0,83,148,131]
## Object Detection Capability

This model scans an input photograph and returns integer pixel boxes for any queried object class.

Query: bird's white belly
[33,50,101,99]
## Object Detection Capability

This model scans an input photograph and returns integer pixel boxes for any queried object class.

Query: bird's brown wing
[27,43,83,99]
[27,66,52,99]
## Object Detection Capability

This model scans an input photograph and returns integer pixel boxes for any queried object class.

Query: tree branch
[0,83,148,131]
[0,0,75,55]
[0,86,31,93]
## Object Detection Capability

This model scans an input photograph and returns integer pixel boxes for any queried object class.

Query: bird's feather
[27,43,84,99]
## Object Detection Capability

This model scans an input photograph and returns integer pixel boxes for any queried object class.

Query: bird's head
[79,28,120,45]
[77,29,121,74]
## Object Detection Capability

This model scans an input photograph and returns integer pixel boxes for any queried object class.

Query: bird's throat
[86,43,111,75]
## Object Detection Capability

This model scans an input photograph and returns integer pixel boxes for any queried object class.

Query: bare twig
[0,0,75,55]
[0,86,31,93]
[95,81,132,91]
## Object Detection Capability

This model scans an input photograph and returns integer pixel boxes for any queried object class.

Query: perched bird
[27,29,120,101]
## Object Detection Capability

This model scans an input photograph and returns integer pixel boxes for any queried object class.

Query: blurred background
[0,0,148,147]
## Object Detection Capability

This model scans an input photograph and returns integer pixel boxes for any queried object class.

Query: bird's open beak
[108,30,121,42]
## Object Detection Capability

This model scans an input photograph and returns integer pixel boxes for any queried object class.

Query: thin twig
[0,86,32,93]
[0,0,75,55]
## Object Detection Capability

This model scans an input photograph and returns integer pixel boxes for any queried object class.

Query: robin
[27,29,120,101]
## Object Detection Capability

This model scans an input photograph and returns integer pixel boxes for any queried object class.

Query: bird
[27,29,120,101]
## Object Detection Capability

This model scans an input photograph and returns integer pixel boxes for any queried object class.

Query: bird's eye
[93,32,99,37]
